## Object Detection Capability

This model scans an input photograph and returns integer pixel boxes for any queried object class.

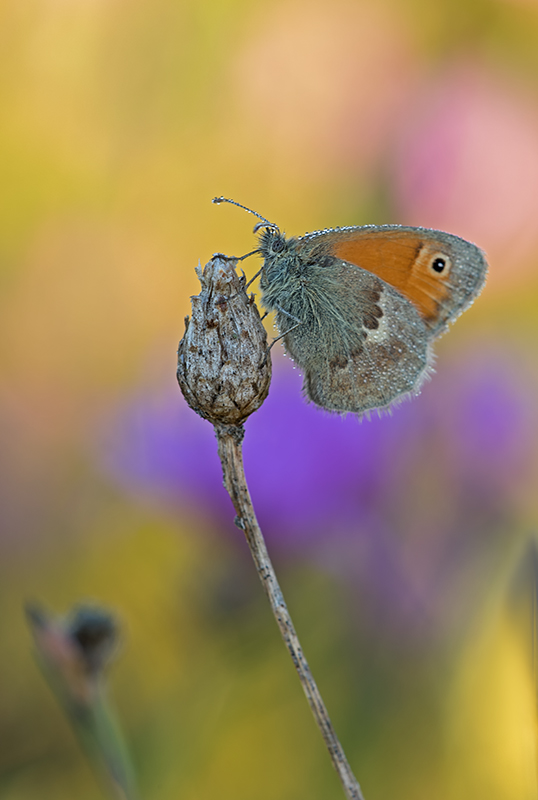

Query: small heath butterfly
[213,197,488,416]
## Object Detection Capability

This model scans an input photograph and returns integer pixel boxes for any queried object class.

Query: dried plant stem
[215,423,365,800]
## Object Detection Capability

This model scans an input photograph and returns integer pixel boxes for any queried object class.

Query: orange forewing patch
[331,231,452,325]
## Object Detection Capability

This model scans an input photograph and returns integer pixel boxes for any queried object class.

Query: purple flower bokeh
[95,358,422,546]
[94,346,536,640]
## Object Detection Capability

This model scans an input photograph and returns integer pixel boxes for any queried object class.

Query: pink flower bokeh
[392,62,538,284]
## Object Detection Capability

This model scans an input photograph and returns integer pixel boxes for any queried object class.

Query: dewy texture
[259,224,487,415]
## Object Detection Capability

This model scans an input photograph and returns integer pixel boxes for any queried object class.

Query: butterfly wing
[299,225,488,337]
[275,259,434,415]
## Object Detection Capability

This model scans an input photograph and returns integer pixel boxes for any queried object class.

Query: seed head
[177,256,272,426]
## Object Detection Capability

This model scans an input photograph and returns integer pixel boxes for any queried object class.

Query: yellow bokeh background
[1,1,538,798]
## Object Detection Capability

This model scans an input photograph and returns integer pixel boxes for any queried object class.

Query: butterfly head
[212,195,294,274]
[256,224,289,258]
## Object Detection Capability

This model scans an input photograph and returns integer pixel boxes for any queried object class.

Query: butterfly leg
[238,248,262,263]
[246,268,263,289]
[269,306,303,350]
[269,322,302,350]
[259,305,304,366]
[212,248,261,263]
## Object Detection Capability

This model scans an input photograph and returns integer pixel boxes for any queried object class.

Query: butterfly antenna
[212,196,279,233]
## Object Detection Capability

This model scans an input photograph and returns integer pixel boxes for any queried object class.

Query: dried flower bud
[67,605,119,675]
[26,602,119,705]
[177,256,272,425]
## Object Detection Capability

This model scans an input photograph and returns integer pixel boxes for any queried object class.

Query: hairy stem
[215,423,365,800]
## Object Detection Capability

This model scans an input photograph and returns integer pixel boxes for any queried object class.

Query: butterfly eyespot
[430,254,451,274]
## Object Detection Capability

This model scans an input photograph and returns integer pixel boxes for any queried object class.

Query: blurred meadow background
[1,0,538,798]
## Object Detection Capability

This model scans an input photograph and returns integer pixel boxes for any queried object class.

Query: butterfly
[213,197,488,415]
